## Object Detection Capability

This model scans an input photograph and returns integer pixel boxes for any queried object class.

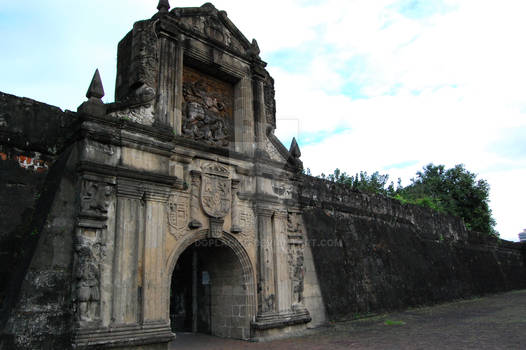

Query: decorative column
[112,180,145,326]
[157,33,177,126]
[256,207,276,315]
[234,76,255,155]
[173,34,185,134]
[231,179,242,233]
[189,170,202,229]
[252,72,266,150]
[75,177,115,329]
[142,187,170,323]
[273,211,291,313]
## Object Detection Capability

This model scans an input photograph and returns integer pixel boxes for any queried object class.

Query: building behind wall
[519,229,526,242]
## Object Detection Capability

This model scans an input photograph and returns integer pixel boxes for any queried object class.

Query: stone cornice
[77,161,182,188]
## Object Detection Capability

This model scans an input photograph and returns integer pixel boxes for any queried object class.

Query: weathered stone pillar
[142,188,170,322]
[256,207,276,315]
[273,211,291,313]
[112,180,145,325]
[189,170,202,229]
[75,177,116,329]
[173,35,185,134]
[231,179,242,233]
[234,76,255,155]
[252,75,266,149]
[157,34,177,126]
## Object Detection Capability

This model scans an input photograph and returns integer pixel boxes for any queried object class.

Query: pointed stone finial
[86,69,105,99]
[78,69,106,116]
[289,137,301,159]
[157,0,170,13]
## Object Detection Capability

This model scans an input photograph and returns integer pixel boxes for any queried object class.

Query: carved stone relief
[80,180,112,218]
[168,192,189,239]
[108,84,156,125]
[74,231,102,325]
[264,138,284,162]
[237,206,256,248]
[182,66,233,147]
[288,243,304,305]
[264,76,276,127]
[200,163,231,218]
[287,212,302,233]
[174,9,245,53]
[287,212,305,306]
[75,180,114,326]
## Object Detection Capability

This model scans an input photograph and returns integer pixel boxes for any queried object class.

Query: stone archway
[166,231,256,340]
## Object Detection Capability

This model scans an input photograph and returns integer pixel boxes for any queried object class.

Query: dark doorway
[169,239,250,339]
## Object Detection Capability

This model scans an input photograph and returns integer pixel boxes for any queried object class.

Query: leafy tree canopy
[310,164,497,236]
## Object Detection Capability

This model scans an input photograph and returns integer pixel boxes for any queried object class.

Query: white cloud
[270,0,526,241]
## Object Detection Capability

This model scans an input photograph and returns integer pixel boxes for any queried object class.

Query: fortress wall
[0,92,79,346]
[300,175,526,321]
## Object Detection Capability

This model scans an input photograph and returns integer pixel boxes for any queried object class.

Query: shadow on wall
[300,176,526,321]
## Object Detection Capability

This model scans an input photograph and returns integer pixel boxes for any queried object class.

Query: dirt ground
[170,289,526,349]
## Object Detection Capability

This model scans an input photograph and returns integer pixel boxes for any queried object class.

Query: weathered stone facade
[0,2,525,350]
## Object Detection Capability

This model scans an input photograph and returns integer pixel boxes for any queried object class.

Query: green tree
[317,164,497,236]
[394,164,497,236]
[321,168,394,195]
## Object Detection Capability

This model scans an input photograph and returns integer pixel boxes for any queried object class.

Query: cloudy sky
[1,0,525,241]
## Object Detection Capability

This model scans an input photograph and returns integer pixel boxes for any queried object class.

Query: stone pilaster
[156,34,177,126]
[256,207,276,315]
[173,35,185,134]
[142,189,170,323]
[112,180,145,325]
[231,179,242,233]
[234,76,255,155]
[75,176,116,329]
[188,170,202,229]
[273,211,291,313]
[252,75,266,150]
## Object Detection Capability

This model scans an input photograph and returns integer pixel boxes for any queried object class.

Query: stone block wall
[0,92,79,348]
[300,175,526,321]
[203,243,250,340]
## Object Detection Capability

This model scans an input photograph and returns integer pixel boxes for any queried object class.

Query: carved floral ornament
[80,180,113,218]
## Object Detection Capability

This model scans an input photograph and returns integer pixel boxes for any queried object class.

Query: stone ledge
[73,323,175,349]
[251,309,312,330]
[77,161,182,188]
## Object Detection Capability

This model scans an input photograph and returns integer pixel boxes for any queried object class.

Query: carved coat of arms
[201,163,231,219]
[168,193,189,238]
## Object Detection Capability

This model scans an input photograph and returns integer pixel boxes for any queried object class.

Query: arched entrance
[168,232,255,340]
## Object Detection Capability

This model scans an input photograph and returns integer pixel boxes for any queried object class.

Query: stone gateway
[0,2,525,350]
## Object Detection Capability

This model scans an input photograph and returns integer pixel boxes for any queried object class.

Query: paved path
[170,289,526,349]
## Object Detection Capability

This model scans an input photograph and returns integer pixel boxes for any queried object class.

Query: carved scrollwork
[74,230,102,325]
[287,211,305,305]
[288,243,305,305]
[182,67,233,147]
[201,163,231,219]
[237,206,256,247]
[287,212,302,233]
[80,180,113,219]
[168,192,189,239]
[108,84,156,126]
[264,76,276,127]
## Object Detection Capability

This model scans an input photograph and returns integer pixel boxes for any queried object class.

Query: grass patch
[384,319,406,326]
